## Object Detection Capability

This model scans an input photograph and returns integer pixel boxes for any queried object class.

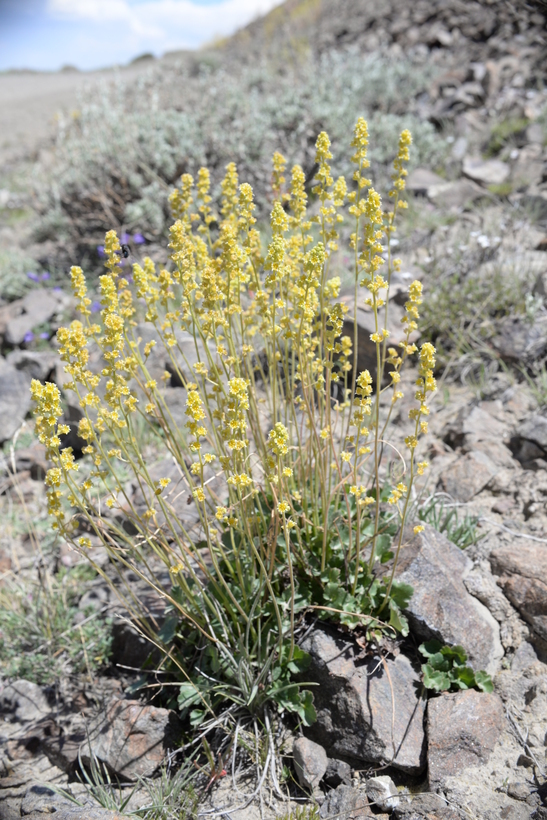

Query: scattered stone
[490,544,547,643]
[463,156,510,186]
[2,289,59,347]
[300,626,426,774]
[427,690,505,788]
[366,776,399,811]
[406,168,446,196]
[2,440,48,481]
[324,757,352,788]
[293,737,328,791]
[320,784,373,819]
[427,179,485,210]
[393,792,461,818]
[507,782,532,801]
[511,415,547,466]
[79,696,181,781]
[0,366,32,444]
[395,525,503,673]
[5,349,57,382]
[492,316,547,364]
[439,450,498,502]
[0,680,51,723]
[20,783,75,815]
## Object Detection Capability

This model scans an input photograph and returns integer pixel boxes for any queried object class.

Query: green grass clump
[418,495,484,550]
[486,116,529,156]
[0,566,112,684]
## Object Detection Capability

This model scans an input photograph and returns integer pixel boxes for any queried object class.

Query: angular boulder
[439,450,498,502]
[300,626,426,774]
[490,544,547,642]
[395,525,503,673]
[427,690,505,788]
[0,366,32,443]
[79,696,180,781]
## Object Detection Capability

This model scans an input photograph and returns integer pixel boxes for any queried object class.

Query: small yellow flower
[413,525,424,535]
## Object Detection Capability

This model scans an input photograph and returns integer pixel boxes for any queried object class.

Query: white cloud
[47,0,283,50]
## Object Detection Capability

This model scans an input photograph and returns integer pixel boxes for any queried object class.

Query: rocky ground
[1,0,547,818]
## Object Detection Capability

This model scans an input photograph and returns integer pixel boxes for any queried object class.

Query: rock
[79,696,180,781]
[507,782,532,801]
[366,776,399,811]
[427,179,485,210]
[5,349,57,382]
[511,415,547,466]
[406,168,446,196]
[300,626,426,774]
[20,783,75,815]
[0,680,51,723]
[521,195,547,223]
[492,316,547,364]
[511,144,544,192]
[2,440,48,480]
[293,737,328,790]
[490,544,547,643]
[427,690,505,788]
[393,793,461,818]
[0,366,32,443]
[463,156,510,186]
[395,526,503,673]
[320,784,373,819]
[324,757,352,788]
[439,450,498,502]
[3,289,59,347]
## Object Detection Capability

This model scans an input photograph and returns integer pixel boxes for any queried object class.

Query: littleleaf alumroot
[31,121,435,733]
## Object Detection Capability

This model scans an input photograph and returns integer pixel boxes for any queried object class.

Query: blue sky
[0,0,282,72]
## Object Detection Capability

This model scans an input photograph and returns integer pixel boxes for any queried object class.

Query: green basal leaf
[178,681,205,713]
[474,670,494,693]
[451,666,475,689]
[389,580,414,609]
[419,639,444,658]
[422,663,451,691]
[388,602,409,636]
[427,652,451,672]
[189,708,206,727]
[440,644,467,665]
[157,614,179,644]
[299,690,317,727]
[286,646,311,675]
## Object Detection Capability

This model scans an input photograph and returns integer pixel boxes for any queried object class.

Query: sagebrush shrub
[31,120,435,727]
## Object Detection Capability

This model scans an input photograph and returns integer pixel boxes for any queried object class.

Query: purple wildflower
[26,272,39,281]
[97,245,105,257]
[132,233,145,244]
[40,332,49,339]
[91,300,101,313]
[40,272,50,281]
[23,331,34,343]
[120,232,130,244]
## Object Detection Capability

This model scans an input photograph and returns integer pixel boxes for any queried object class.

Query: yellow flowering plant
[31,120,435,735]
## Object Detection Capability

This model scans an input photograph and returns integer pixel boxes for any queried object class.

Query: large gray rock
[406,168,445,196]
[79,696,180,781]
[439,450,498,502]
[511,415,547,465]
[492,316,547,365]
[0,680,51,723]
[6,349,57,382]
[300,626,426,774]
[0,366,31,443]
[3,289,59,347]
[24,810,132,820]
[490,544,547,643]
[463,156,510,186]
[427,690,505,788]
[427,179,485,210]
[395,526,503,673]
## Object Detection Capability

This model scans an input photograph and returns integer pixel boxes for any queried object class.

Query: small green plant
[31,122,437,782]
[418,495,484,550]
[0,567,112,684]
[486,116,529,157]
[420,640,493,693]
[520,361,547,409]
